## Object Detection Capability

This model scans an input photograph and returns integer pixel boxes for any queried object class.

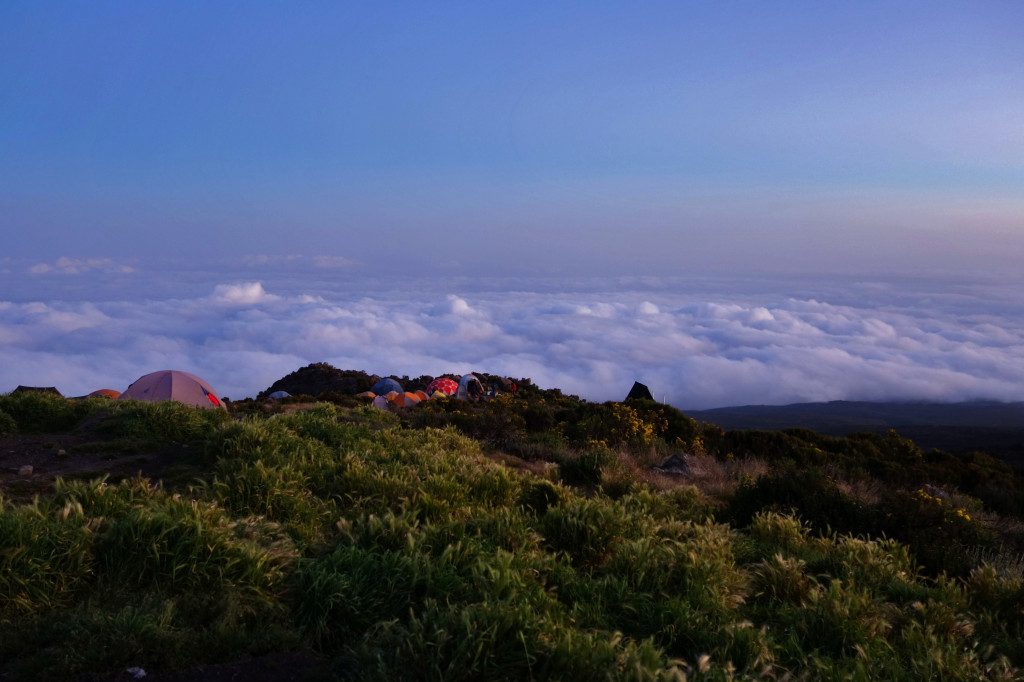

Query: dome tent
[118,370,224,409]
[455,374,484,401]
[87,389,121,399]
[390,392,422,407]
[427,377,458,397]
[14,386,62,396]
[371,378,403,396]
[625,381,654,401]
[267,390,291,399]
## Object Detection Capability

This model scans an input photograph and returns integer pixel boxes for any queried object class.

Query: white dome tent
[118,370,225,409]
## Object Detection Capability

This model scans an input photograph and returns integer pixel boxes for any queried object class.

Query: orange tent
[87,389,121,399]
[389,392,422,407]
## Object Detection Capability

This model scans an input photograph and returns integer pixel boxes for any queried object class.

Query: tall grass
[0,391,99,433]
[3,399,1024,680]
[98,399,231,443]
[0,496,96,616]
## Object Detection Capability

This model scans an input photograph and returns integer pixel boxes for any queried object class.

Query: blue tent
[371,377,403,395]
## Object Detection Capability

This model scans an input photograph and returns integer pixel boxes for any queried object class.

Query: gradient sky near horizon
[3,1,1024,277]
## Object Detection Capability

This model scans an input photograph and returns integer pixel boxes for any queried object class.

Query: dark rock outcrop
[258,363,377,399]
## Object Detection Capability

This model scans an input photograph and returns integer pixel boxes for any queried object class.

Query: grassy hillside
[2,389,1024,680]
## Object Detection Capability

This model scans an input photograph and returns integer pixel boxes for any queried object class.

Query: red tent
[427,377,458,397]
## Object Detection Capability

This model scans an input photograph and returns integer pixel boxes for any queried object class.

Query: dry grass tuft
[644,455,770,506]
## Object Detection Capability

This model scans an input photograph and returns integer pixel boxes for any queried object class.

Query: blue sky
[3,1,1023,277]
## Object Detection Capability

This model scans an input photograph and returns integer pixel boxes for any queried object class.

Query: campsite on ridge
[7,2,1024,678]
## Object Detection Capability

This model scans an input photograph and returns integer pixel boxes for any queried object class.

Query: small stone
[57,449,67,456]
[18,465,33,476]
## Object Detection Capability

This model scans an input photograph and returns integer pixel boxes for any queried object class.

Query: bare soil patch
[0,430,200,503]
[62,652,331,682]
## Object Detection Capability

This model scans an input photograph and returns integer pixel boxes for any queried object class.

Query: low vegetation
[3,385,1024,679]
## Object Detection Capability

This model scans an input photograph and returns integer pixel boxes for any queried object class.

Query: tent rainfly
[118,370,225,409]
[389,392,421,407]
[427,377,459,397]
[455,374,484,400]
[14,386,62,396]
[625,381,654,401]
[87,389,121,399]
[371,378,404,395]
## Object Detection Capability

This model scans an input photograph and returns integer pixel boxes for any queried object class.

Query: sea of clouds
[2,259,1024,410]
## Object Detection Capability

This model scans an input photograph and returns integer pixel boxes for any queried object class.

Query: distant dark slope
[683,401,1024,463]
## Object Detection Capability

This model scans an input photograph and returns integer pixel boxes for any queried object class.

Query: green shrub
[212,460,330,545]
[0,409,16,435]
[3,588,296,680]
[293,544,423,646]
[558,447,616,487]
[207,417,331,471]
[539,497,627,567]
[94,492,286,594]
[503,429,568,461]
[349,598,682,682]
[518,480,564,515]
[0,392,96,433]
[9,387,1024,679]
[0,499,95,616]
[52,476,151,518]
[753,553,816,606]
[568,402,666,450]
[286,403,365,447]
[816,535,919,595]
[621,487,712,525]
[878,488,998,576]
[466,466,520,508]
[206,415,337,542]
[726,469,875,538]
[99,400,230,444]
[964,564,1024,662]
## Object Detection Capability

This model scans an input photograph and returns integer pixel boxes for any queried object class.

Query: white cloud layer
[2,274,1024,409]
[210,282,279,306]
